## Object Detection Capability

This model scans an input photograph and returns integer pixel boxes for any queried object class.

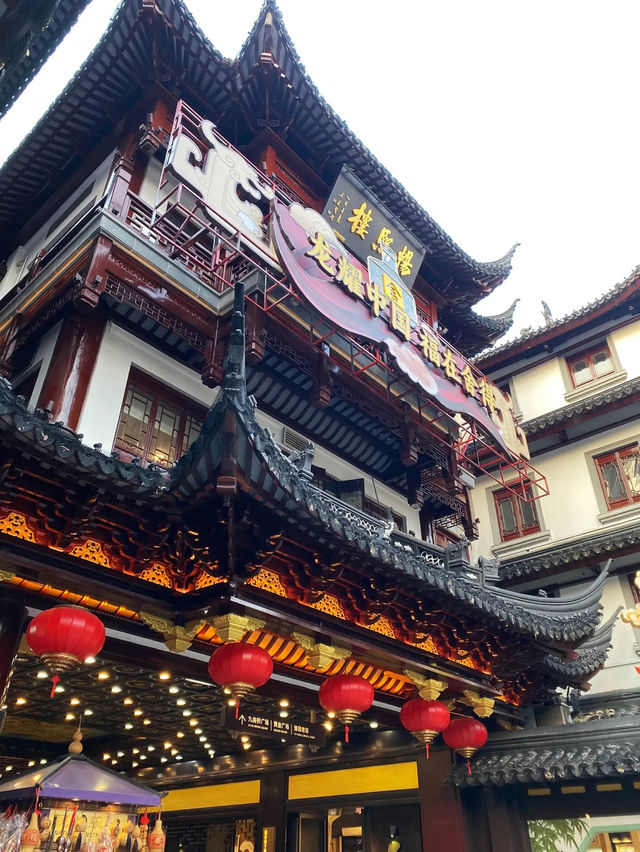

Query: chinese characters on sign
[322,168,426,288]
[224,709,326,745]
[305,232,496,416]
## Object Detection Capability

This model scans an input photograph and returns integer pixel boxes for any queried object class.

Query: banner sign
[323,168,426,289]
[224,709,326,745]
[272,198,515,454]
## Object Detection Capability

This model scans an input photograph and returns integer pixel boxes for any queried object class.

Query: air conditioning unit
[282,426,310,453]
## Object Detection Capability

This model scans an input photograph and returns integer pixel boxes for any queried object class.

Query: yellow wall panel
[163,779,260,811]
[288,762,418,800]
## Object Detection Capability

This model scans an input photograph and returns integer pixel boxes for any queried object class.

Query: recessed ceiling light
[69,698,80,706]
[170,749,178,756]
[242,743,251,750]
[159,672,171,681]
[189,718,198,726]
[163,742,172,749]
[84,709,93,716]
[36,670,48,679]
[143,719,151,725]
[227,699,236,707]
[194,728,202,735]
[240,735,249,743]
[279,699,289,708]
[148,745,155,751]
[124,723,133,730]
[84,656,96,664]
[369,721,379,729]
[182,710,192,717]
[132,749,139,754]
[176,698,186,706]
[198,736,206,743]
[5,765,13,771]
[175,755,183,761]
[15,697,26,705]
[204,743,210,749]
[65,713,75,721]
[123,698,133,705]
[140,755,146,761]
[117,751,124,757]
[54,685,65,694]
[111,760,117,765]
[132,761,138,768]
[160,757,167,763]
[133,709,143,716]
[176,732,184,738]
[40,759,47,765]
[327,711,335,719]
[111,685,122,694]
[279,710,289,718]
[323,721,333,731]
[28,761,35,768]
[97,671,110,680]
[168,686,179,694]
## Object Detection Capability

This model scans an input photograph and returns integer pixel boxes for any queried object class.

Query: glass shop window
[595,444,640,510]
[493,484,540,542]
[114,370,204,467]
[567,344,614,387]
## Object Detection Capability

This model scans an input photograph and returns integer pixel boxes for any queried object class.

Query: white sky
[1,0,638,339]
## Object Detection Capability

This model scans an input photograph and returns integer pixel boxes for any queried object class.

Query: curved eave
[0,0,516,300]
[0,0,91,117]
[439,302,518,357]
[540,607,620,682]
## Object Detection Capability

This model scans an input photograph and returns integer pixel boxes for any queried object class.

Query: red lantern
[26,606,105,696]
[443,717,488,775]
[400,698,450,758]
[319,673,374,742]
[208,642,273,716]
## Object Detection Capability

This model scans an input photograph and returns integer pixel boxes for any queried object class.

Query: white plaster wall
[0,153,115,298]
[26,321,63,410]
[561,575,639,695]
[611,319,640,380]
[77,322,216,450]
[470,419,640,563]
[510,357,567,422]
[138,157,163,208]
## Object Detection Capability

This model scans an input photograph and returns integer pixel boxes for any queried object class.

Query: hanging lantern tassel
[400,698,451,761]
[26,606,105,697]
[319,674,374,744]
[443,717,488,776]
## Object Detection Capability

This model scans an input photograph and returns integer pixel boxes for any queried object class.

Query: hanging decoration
[26,606,105,696]
[400,698,450,758]
[208,642,273,717]
[443,717,488,775]
[318,673,374,742]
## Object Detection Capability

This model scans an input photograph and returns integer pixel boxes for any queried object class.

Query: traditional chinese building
[466,269,640,851]
[0,2,616,851]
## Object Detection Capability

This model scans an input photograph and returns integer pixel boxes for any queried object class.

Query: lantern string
[344,724,349,743]
[466,758,471,776]
[235,701,239,720]
[425,742,430,760]
[49,674,60,699]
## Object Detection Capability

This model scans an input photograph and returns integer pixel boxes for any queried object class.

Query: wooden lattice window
[595,445,640,510]
[494,484,540,542]
[568,344,614,387]
[114,370,204,467]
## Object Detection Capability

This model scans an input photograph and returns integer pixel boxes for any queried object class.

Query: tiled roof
[474,265,640,366]
[451,713,640,786]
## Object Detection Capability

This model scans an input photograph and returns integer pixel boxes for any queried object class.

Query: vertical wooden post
[0,597,28,736]
[257,771,287,852]
[484,787,532,852]
[36,310,106,430]
[417,749,469,852]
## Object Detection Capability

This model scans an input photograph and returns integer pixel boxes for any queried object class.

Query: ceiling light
[194,728,202,735]
[171,749,178,756]
[97,671,110,680]
[28,761,35,768]
[69,698,80,706]
[65,713,75,721]
[198,736,206,743]
[159,672,171,681]
[189,718,198,727]
[40,759,47,765]
[240,735,249,743]
[242,743,251,750]
[111,760,117,765]
[123,697,133,705]
[140,755,146,761]
[160,757,167,763]
[84,709,93,716]
[176,732,184,738]
[132,749,139,754]
[223,687,231,695]
[54,685,65,694]
[15,697,26,705]
[143,718,151,725]
[175,755,183,761]
[5,765,13,771]
[148,745,155,751]
[117,751,124,757]
[208,750,215,758]
[176,698,186,706]
[279,710,289,718]
[124,723,133,730]
[111,685,122,694]
[36,670,48,679]
[133,709,143,716]
[163,742,172,749]
[132,761,138,768]
[369,721,379,729]
[323,721,333,731]
[84,656,96,664]
[182,710,192,717]
[279,699,289,708]
[168,686,179,694]
[204,742,210,749]
[227,699,236,707]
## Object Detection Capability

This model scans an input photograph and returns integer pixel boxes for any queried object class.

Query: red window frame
[493,484,541,542]
[567,344,614,388]
[594,445,640,510]
[113,369,206,468]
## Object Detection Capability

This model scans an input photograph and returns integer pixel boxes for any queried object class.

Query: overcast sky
[1,0,638,340]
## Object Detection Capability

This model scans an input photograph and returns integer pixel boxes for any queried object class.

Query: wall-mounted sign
[322,168,426,289]
[272,199,516,455]
[224,709,326,746]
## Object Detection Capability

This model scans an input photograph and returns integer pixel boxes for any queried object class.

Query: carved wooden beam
[404,671,448,701]
[293,631,350,669]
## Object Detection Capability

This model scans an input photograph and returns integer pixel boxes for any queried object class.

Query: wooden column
[0,598,28,736]
[36,310,106,430]
[256,770,286,852]
[485,787,532,852]
[417,749,469,852]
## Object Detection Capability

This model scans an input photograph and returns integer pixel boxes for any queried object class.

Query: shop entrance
[287,803,421,852]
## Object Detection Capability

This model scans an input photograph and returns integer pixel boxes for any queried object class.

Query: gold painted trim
[596,783,622,792]
[527,788,551,797]
[560,786,586,794]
